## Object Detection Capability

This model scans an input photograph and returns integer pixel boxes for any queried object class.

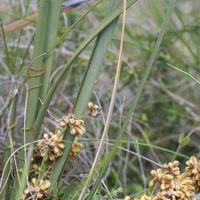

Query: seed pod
[58,143,65,149]
[74,120,81,126]
[43,133,49,139]
[59,121,66,127]
[40,180,51,190]
[70,127,76,135]
[31,177,37,185]
[70,118,75,124]
[87,102,94,109]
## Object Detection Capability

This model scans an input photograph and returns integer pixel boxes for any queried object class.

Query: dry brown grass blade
[0,13,37,38]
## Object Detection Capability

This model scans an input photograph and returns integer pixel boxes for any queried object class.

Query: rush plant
[0,0,199,200]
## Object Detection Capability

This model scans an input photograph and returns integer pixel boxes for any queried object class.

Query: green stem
[40,0,62,100]
[9,1,62,199]
[48,0,137,193]
[0,96,18,200]
[86,0,177,199]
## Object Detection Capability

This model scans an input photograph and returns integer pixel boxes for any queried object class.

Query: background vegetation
[0,0,199,199]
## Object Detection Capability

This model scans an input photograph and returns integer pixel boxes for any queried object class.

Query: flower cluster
[22,130,65,199]
[34,129,65,161]
[186,156,200,192]
[87,102,101,117]
[135,156,200,200]
[22,102,101,199]
[69,137,83,160]
[31,163,52,179]
[59,114,86,136]
[22,178,51,200]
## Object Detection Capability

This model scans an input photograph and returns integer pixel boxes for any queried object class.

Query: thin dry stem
[78,0,127,199]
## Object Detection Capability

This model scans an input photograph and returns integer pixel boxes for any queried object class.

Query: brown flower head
[31,163,52,179]
[149,168,164,187]
[160,174,174,190]
[186,156,200,191]
[69,137,83,160]
[163,161,180,178]
[59,114,86,136]
[87,102,101,117]
[31,163,41,175]
[175,174,195,199]
[22,178,51,200]
[137,158,199,200]
[35,129,65,161]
